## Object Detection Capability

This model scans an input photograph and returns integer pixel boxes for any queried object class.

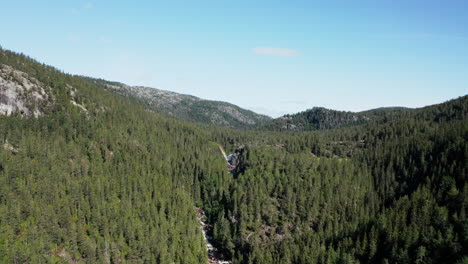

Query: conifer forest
[0,48,466,264]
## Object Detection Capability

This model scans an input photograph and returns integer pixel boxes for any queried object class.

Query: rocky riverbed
[196,207,232,264]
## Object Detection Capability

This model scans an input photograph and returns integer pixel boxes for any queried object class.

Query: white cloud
[83,2,94,9]
[280,99,308,105]
[99,36,112,42]
[252,47,299,57]
[247,106,285,118]
[107,19,121,26]
[376,33,468,41]
[71,2,93,14]
[67,34,81,41]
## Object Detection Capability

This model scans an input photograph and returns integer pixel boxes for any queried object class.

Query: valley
[0,47,466,264]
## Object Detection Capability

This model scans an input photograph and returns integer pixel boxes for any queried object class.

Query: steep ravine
[196,207,232,264]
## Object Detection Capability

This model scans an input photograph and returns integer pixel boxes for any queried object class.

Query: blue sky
[1,0,467,117]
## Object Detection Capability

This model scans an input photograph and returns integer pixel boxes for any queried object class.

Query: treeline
[260,96,467,133]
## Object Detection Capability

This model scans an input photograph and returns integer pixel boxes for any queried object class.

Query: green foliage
[81,77,271,129]
[0,48,215,263]
[261,97,467,132]
[0,47,467,263]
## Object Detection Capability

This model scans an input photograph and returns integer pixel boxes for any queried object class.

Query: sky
[1,0,467,117]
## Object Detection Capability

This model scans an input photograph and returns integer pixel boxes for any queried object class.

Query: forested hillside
[261,98,467,134]
[261,107,410,132]
[80,78,271,129]
[0,47,466,264]
[206,98,467,263]
[0,48,230,263]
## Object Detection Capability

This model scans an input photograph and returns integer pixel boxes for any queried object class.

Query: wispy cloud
[67,33,81,42]
[108,52,156,85]
[247,106,286,118]
[99,36,112,42]
[252,47,300,57]
[376,33,468,41]
[83,2,94,9]
[280,100,308,105]
[71,2,94,14]
[107,19,121,26]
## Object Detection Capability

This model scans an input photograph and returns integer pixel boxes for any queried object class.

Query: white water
[196,208,232,264]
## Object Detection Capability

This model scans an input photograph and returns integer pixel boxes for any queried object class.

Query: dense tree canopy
[0,48,466,263]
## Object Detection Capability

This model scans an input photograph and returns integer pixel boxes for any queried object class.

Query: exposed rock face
[107,83,199,107]
[97,81,271,128]
[3,141,18,154]
[227,145,247,176]
[0,64,52,116]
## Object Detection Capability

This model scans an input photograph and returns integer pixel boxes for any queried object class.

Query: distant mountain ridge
[82,78,271,129]
[260,106,405,131]
[2,56,465,133]
[261,98,467,131]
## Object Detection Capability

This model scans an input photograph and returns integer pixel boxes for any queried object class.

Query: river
[196,207,232,264]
